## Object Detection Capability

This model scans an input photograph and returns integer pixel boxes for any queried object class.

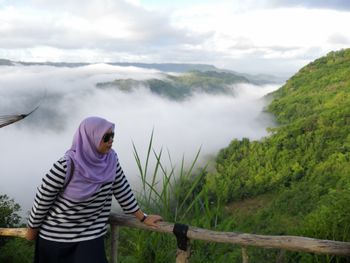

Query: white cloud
[0,0,350,75]
[0,1,201,50]
[171,5,350,73]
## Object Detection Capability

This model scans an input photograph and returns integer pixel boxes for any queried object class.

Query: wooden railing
[108,214,350,263]
[1,213,350,263]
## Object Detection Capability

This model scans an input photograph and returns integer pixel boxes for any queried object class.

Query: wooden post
[176,239,191,263]
[110,225,119,263]
[242,247,249,263]
[276,249,285,263]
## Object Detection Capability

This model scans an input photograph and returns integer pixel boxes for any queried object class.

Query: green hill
[0,59,13,66]
[205,49,350,261]
[96,70,251,100]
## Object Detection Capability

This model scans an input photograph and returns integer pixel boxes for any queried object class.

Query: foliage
[0,194,21,228]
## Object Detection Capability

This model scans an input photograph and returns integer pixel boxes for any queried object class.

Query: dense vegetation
[96,70,251,100]
[1,49,349,262]
[204,48,350,261]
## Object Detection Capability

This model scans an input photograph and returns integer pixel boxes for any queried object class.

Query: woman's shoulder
[58,156,68,164]
[53,156,68,173]
[43,156,68,184]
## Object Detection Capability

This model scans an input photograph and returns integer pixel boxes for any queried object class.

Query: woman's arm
[112,162,140,214]
[26,228,39,241]
[112,161,163,226]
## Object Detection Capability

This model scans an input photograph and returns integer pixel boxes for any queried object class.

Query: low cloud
[0,64,280,217]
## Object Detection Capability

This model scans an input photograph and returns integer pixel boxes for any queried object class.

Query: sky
[0,64,279,216]
[0,0,349,77]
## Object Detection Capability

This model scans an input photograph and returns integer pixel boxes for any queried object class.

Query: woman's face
[97,128,114,154]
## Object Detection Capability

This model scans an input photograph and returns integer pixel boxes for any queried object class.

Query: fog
[0,64,280,218]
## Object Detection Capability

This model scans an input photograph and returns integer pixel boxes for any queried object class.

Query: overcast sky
[0,0,349,77]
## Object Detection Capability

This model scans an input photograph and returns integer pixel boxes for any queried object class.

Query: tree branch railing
[1,212,350,263]
[108,213,350,263]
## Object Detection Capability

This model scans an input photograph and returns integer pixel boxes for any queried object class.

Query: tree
[0,194,21,228]
[0,194,21,250]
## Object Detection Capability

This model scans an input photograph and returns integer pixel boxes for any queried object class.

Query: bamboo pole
[108,213,350,256]
[276,249,285,263]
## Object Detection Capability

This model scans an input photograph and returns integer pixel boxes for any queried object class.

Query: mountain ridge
[96,70,255,100]
[0,58,284,84]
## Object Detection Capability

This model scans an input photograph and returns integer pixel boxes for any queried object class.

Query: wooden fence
[1,213,350,262]
[108,214,350,263]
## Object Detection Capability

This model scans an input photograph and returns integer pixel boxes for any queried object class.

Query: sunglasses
[102,132,114,143]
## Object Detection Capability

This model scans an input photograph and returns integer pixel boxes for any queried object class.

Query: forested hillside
[205,48,350,261]
[96,70,251,100]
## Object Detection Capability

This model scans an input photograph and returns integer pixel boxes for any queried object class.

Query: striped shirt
[28,157,139,242]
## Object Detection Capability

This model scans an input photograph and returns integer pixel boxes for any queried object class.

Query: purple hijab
[63,116,117,201]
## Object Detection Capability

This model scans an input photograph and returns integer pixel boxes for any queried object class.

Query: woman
[26,116,162,263]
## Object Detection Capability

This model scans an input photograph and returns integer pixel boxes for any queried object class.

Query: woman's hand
[133,210,163,228]
[26,228,39,241]
[143,215,163,228]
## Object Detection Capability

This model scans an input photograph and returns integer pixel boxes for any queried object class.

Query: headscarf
[63,116,117,201]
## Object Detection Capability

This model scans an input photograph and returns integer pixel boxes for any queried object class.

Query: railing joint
[173,223,189,251]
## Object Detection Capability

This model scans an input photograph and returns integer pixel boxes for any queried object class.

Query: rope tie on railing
[173,223,189,251]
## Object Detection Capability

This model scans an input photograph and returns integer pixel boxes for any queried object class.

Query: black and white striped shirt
[28,157,139,242]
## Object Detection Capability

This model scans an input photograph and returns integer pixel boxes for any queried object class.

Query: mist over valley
[0,62,280,217]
